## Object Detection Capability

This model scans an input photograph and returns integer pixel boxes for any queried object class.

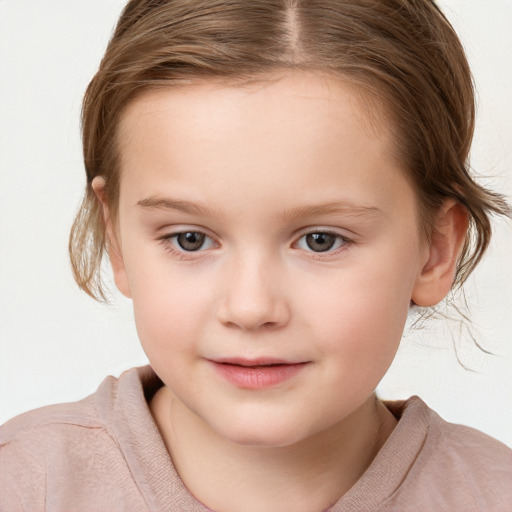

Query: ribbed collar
[95,365,430,512]
[328,397,430,511]
[95,365,212,511]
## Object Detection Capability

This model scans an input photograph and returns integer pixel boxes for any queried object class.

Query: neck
[150,388,397,512]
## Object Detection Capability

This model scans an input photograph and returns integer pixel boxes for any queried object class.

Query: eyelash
[297,229,351,257]
[159,229,353,260]
[160,231,216,260]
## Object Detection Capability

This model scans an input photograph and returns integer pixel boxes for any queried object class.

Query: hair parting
[70,0,511,301]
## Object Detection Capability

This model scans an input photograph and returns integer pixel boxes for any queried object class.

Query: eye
[296,232,348,253]
[170,231,215,252]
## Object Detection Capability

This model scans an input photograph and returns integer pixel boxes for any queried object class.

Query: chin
[213,415,312,448]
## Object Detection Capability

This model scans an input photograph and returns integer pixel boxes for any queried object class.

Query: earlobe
[411,200,469,307]
[91,177,132,298]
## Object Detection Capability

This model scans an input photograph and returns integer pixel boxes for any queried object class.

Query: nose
[216,253,290,331]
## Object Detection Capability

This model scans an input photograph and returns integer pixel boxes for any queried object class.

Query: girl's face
[111,71,430,446]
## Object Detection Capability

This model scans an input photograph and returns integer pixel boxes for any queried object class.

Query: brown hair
[70,0,510,301]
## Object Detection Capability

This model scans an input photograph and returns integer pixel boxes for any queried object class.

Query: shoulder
[0,375,117,455]
[0,365,159,447]
[419,398,512,474]
[1,392,101,438]
[0,381,115,507]
[0,394,103,510]
[0,367,157,512]
[384,397,512,511]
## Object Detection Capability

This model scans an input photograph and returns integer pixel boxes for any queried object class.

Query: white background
[1,0,511,446]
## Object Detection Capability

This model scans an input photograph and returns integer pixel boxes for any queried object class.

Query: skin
[94,71,468,512]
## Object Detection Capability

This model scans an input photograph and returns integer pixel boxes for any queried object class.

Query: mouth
[208,358,309,389]
[215,357,299,367]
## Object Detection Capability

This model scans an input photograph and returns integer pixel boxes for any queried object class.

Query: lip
[208,357,309,389]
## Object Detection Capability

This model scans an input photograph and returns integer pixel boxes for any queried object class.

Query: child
[1,0,511,510]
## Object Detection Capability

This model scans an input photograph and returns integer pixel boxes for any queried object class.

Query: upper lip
[210,357,305,367]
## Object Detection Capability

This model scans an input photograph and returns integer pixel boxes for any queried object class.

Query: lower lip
[210,362,308,389]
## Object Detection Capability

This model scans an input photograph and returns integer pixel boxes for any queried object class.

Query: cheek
[305,248,418,362]
[304,279,410,411]
[124,256,214,359]
[131,285,209,395]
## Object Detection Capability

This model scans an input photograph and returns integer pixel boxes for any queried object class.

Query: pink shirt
[1,366,511,511]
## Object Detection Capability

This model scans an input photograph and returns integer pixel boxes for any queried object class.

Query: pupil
[306,233,335,252]
[177,232,205,251]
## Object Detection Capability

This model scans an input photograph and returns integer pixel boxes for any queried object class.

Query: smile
[208,358,309,390]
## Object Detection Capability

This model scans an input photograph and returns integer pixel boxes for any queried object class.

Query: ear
[91,177,132,298]
[411,200,469,307]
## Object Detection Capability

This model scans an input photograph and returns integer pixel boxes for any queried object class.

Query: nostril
[223,319,277,331]
[219,308,289,331]
[216,271,291,330]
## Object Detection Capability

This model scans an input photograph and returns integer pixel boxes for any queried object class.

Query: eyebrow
[137,196,383,220]
[278,202,383,222]
[137,196,218,216]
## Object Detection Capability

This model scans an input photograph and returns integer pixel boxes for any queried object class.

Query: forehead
[117,71,391,156]
[115,71,413,221]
